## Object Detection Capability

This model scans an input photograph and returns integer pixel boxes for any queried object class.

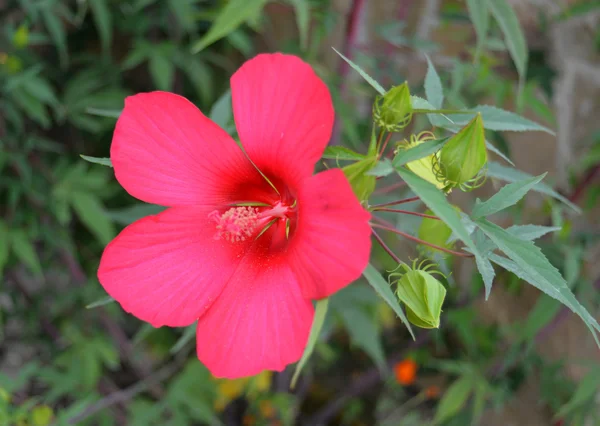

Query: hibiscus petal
[111,91,259,206]
[289,169,372,299]
[195,260,314,378]
[231,53,334,187]
[98,206,249,327]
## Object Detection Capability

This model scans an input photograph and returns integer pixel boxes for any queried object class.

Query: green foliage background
[1,0,600,425]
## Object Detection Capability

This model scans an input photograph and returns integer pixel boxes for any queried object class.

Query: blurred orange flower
[393,358,417,385]
[425,385,441,399]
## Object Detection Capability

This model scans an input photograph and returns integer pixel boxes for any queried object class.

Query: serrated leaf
[485,140,514,166]
[366,158,394,177]
[10,230,42,276]
[70,192,115,245]
[425,55,443,109]
[487,162,580,212]
[80,155,113,167]
[489,0,528,81]
[434,376,473,424]
[291,298,329,389]
[472,173,547,218]
[332,47,385,95]
[397,168,495,297]
[450,105,553,134]
[86,296,115,309]
[191,0,268,53]
[149,54,174,92]
[392,137,448,167]
[505,225,561,241]
[89,0,112,53]
[322,146,366,161]
[363,264,415,339]
[479,220,600,345]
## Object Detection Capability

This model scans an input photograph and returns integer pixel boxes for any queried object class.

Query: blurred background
[1,0,600,425]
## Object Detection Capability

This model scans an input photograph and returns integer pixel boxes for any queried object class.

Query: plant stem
[371,196,419,208]
[372,228,402,264]
[373,208,440,220]
[378,132,393,160]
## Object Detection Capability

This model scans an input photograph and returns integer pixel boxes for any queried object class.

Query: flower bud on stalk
[390,261,447,329]
[434,114,488,191]
[395,131,446,190]
[373,82,413,131]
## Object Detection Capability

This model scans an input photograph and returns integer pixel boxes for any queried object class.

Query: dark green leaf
[489,0,528,81]
[556,367,600,418]
[425,55,443,109]
[322,146,366,161]
[149,54,174,92]
[396,168,495,298]
[392,137,448,167]
[170,324,196,354]
[191,0,268,53]
[106,204,166,226]
[10,230,42,276]
[80,155,113,167]
[89,0,112,53]
[472,173,547,218]
[0,222,10,278]
[209,89,233,131]
[466,0,490,59]
[287,0,310,50]
[366,158,394,177]
[434,376,473,424]
[70,192,115,245]
[363,264,415,339]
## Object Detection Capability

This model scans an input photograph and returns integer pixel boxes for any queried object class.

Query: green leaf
[322,146,366,161]
[434,376,473,424]
[209,89,233,131]
[286,0,310,50]
[149,54,174,91]
[80,155,113,167]
[170,324,197,354]
[556,367,600,418]
[487,162,580,212]
[337,304,386,372]
[342,157,377,202]
[425,55,443,109]
[366,158,394,177]
[291,298,329,389]
[0,222,10,278]
[519,295,561,342]
[396,168,495,298]
[504,225,561,241]
[191,0,268,53]
[489,0,528,82]
[89,0,112,53]
[332,47,386,95]
[451,105,553,134]
[466,0,490,58]
[472,173,547,218]
[363,264,415,339]
[485,140,514,166]
[85,107,122,118]
[478,220,600,345]
[41,6,68,67]
[10,230,42,276]
[392,137,448,167]
[86,296,115,309]
[106,204,166,226]
[70,192,115,245]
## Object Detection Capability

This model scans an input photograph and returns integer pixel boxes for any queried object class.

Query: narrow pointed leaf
[472,173,547,218]
[425,55,444,109]
[397,168,495,297]
[487,162,580,212]
[485,140,514,166]
[393,137,448,167]
[290,298,329,389]
[466,0,490,57]
[333,47,386,95]
[86,296,115,309]
[479,220,600,345]
[80,155,113,167]
[489,0,528,80]
[363,263,415,339]
[322,146,366,161]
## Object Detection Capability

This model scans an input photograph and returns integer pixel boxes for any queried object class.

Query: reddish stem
[371,220,473,258]
[378,133,393,160]
[372,228,403,264]
[372,196,419,208]
[374,181,407,195]
[373,208,440,220]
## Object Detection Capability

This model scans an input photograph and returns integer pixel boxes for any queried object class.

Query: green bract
[418,209,455,254]
[373,82,413,131]
[396,131,446,190]
[391,263,447,329]
[342,157,377,203]
[436,113,487,190]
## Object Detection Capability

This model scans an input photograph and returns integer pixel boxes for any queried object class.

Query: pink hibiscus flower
[98,53,372,378]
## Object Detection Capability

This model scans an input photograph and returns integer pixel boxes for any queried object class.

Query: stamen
[209,206,260,242]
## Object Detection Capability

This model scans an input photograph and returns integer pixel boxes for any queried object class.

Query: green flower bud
[435,114,487,190]
[395,131,446,190]
[373,82,413,131]
[390,262,447,329]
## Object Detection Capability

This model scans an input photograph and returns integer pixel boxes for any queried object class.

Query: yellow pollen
[209,207,260,242]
